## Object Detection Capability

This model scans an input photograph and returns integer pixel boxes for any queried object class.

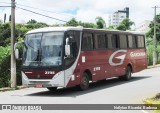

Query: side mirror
[65,45,70,56]
[15,49,19,59]
[65,37,71,56]
[14,41,24,60]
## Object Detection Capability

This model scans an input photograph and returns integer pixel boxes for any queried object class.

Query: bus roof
[26,26,83,34]
[26,26,144,35]
[83,28,144,35]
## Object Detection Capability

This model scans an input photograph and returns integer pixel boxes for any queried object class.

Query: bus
[15,26,147,91]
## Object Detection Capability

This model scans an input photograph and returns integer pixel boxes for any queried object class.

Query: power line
[16,7,67,23]
[0,2,11,4]
[0,6,11,7]
[16,3,92,22]
[16,3,75,19]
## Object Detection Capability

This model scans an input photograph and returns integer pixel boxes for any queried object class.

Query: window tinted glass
[94,34,106,49]
[119,34,127,48]
[107,34,113,49]
[128,35,137,48]
[112,34,118,48]
[82,33,93,50]
[106,34,118,49]
[137,36,145,48]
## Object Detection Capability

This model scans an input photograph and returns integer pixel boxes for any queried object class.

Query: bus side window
[94,34,106,49]
[112,34,118,49]
[128,35,137,48]
[137,35,145,48]
[106,34,113,49]
[119,34,127,49]
[82,33,93,51]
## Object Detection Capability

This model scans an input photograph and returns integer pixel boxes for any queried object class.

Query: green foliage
[95,16,106,29]
[116,18,134,31]
[66,18,79,26]
[0,46,10,87]
[27,19,37,24]
[0,20,49,46]
[0,46,22,88]
[65,18,97,28]
[147,43,160,65]
[147,45,154,65]
[79,21,97,28]
[146,15,160,41]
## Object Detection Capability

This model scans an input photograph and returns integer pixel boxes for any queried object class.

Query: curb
[147,64,160,69]
[0,86,27,92]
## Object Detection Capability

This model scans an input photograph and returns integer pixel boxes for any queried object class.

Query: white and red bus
[17,26,147,91]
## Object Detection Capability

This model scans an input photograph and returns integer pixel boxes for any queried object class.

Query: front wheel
[47,87,57,91]
[78,73,89,91]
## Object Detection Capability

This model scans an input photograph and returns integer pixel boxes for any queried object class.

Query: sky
[0,0,160,27]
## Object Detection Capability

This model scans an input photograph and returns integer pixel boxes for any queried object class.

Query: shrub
[0,46,22,88]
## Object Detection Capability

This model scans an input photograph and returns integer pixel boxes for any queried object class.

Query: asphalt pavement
[0,67,160,113]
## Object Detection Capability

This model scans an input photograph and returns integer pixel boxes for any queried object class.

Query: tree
[95,16,106,29]
[146,15,160,41]
[66,18,79,26]
[27,19,37,24]
[78,21,97,28]
[65,18,97,28]
[116,18,134,31]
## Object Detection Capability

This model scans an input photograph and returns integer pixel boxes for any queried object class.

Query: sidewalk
[148,64,160,69]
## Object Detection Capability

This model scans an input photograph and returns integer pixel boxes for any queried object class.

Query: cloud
[0,0,160,26]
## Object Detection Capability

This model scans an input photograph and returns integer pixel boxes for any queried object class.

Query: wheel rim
[82,77,87,87]
[81,75,89,90]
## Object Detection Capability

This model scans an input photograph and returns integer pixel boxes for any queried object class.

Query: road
[0,67,160,113]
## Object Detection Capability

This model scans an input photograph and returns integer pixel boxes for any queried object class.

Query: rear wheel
[47,87,57,91]
[124,66,132,81]
[78,73,89,91]
[119,66,132,81]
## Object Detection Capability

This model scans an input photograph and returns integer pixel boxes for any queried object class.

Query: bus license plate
[35,84,43,88]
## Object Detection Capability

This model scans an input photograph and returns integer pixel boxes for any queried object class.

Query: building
[136,20,151,33]
[108,7,129,27]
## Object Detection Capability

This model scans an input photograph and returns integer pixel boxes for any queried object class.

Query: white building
[136,20,151,33]
[109,7,129,27]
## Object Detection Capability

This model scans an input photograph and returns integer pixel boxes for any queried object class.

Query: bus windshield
[23,32,64,67]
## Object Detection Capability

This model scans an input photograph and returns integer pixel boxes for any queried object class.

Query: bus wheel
[47,87,57,91]
[124,66,132,81]
[79,73,89,91]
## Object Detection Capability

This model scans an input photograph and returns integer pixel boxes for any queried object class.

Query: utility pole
[11,0,16,88]
[153,6,160,67]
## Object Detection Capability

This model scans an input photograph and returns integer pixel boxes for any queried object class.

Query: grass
[144,93,160,113]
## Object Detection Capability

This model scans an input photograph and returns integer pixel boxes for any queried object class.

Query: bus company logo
[109,50,127,66]
[130,52,145,57]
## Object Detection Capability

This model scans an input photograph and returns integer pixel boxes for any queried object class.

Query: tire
[123,66,132,81]
[119,66,132,81]
[78,73,89,91]
[47,87,57,91]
